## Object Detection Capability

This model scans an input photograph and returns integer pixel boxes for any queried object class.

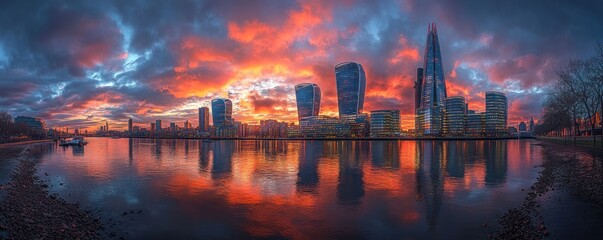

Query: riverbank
[537,136,603,148]
[0,143,104,239]
[119,136,530,141]
[493,140,603,239]
[0,139,53,148]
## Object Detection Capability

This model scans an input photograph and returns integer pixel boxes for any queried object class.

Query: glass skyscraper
[335,62,366,117]
[211,98,233,127]
[295,83,321,122]
[415,67,423,111]
[485,91,508,136]
[198,107,210,132]
[416,23,446,136]
[444,97,466,136]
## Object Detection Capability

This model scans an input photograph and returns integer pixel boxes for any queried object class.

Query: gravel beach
[0,144,103,239]
[493,141,603,239]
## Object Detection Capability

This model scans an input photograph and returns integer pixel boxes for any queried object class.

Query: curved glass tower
[295,83,321,122]
[211,98,233,127]
[335,62,366,117]
[416,23,447,136]
[485,91,508,136]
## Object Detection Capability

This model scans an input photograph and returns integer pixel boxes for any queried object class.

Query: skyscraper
[529,117,534,132]
[416,23,447,136]
[443,96,466,136]
[105,121,109,132]
[415,67,423,111]
[335,62,366,117]
[295,83,321,122]
[211,98,233,127]
[485,91,508,136]
[128,118,132,133]
[155,119,162,132]
[199,107,210,132]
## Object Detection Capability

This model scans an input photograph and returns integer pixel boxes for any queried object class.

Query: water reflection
[337,141,367,205]
[370,141,400,169]
[212,141,233,178]
[34,138,542,239]
[485,141,508,185]
[296,141,320,194]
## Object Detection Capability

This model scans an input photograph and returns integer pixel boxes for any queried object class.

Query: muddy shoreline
[493,141,603,239]
[0,144,103,239]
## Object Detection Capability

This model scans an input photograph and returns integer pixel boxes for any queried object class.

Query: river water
[28,138,544,239]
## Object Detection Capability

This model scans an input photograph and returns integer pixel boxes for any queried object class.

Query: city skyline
[1,1,603,131]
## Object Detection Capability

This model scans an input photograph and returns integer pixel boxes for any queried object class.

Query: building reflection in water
[337,141,368,205]
[370,141,400,169]
[211,140,234,179]
[128,138,133,164]
[484,140,508,185]
[152,139,162,161]
[445,141,465,178]
[296,141,321,194]
[198,141,211,173]
[71,145,85,157]
[415,141,444,231]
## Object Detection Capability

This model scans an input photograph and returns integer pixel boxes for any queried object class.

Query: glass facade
[485,91,508,136]
[335,62,366,117]
[415,67,423,111]
[466,112,485,136]
[416,23,447,136]
[369,110,401,137]
[155,120,162,132]
[340,113,370,137]
[14,116,46,130]
[295,83,321,122]
[198,107,210,132]
[300,116,350,138]
[211,98,233,127]
[444,97,466,136]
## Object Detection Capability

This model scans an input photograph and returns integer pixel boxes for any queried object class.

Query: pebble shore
[0,147,103,239]
[493,142,603,239]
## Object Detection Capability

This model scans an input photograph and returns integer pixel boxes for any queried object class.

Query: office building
[335,62,366,117]
[170,123,178,133]
[340,113,370,137]
[199,107,210,132]
[155,120,162,132]
[416,23,447,136]
[529,117,534,132]
[444,96,466,136]
[128,118,132,133]
[211,98,233,127]
[415,67,423,111]
[466,112,485,136]
[369,110,401,137]
[485,91,508,136]
[300,116,349,138]
[295,83,321,122]
[14,116,46,130]
[519,122,527,132]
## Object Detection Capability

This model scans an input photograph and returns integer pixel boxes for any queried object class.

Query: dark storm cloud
[0,0,602,128]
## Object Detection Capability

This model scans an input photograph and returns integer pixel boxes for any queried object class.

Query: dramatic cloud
[0,0,602,130]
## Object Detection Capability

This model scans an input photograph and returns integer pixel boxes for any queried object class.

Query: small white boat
[59,136,88,146]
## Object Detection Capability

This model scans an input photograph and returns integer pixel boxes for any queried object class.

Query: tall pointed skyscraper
[416,23,447,136]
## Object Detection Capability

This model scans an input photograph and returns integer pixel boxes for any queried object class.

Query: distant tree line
[537,43,603,145]
[0,112,46,143]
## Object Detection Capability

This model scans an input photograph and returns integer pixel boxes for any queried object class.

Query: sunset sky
[1,0,602,131]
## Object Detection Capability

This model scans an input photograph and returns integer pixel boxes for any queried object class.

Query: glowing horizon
[1,0,601,131]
